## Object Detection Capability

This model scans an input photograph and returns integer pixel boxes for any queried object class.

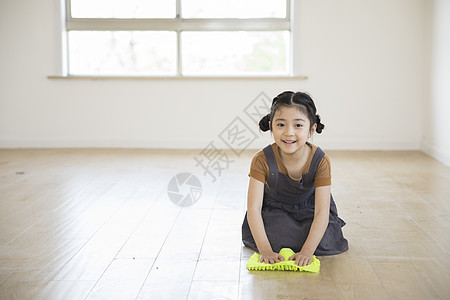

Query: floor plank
[0,148,449,300]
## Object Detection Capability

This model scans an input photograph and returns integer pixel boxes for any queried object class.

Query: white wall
[422,0,450,166]
[0,0,429,151]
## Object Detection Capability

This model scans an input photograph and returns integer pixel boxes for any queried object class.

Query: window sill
[47,75,308,80]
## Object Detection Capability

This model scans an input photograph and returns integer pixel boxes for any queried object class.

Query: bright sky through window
[67,0,290,76]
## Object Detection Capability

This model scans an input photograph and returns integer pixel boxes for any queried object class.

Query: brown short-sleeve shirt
[249,142,331,187]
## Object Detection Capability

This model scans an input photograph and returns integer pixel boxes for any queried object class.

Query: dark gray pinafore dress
[242,145,348,256]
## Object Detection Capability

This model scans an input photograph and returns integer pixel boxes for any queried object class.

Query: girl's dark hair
[259,91,325,134]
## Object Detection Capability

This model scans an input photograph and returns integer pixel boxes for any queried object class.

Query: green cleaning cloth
[246,248,320,273]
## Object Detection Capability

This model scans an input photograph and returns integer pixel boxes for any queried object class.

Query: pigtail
[315,115,325,134]
[259,113,271,132]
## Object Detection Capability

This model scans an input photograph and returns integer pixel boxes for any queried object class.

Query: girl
[242,91,348,267]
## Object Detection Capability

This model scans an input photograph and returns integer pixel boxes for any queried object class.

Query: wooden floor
[0,148,449,300]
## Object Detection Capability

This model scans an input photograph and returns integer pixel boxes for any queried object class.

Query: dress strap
[263,145,278,192]
[309,147,325,175]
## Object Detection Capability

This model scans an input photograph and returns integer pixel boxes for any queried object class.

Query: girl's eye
[295,124,303,128]
[277,123,284,127]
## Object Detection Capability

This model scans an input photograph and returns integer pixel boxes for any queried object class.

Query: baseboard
[421,141,450,167]
[0,137,207,149]
[0,136,421,151]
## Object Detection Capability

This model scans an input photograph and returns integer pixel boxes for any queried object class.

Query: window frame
[63,0,293,77]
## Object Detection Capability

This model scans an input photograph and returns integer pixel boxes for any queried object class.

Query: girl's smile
[282,139,296,144]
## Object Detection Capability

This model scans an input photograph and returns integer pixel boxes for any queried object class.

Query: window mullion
[177,31,182,76]
[66,18,289,31]
[180,19,289,31]
[176,0,181,18]
[66,18,179,31]
[286,0,291,23]
[66,0,72,19]
[177,0,181,75]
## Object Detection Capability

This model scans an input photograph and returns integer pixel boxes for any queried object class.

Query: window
[64,0,291,76]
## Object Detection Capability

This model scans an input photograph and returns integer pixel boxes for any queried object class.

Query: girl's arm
[246,177,284,264]
[289,185,331,266]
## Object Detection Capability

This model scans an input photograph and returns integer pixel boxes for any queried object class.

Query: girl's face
[270,106,316,156]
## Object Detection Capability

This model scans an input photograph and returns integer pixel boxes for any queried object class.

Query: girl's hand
[289,251,313,267]
[259,251,285,264]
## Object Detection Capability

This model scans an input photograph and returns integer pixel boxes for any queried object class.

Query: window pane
[70,0,175,18]
[68,31,177,76]
[181,31,289,76]
[182,0,286,18]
